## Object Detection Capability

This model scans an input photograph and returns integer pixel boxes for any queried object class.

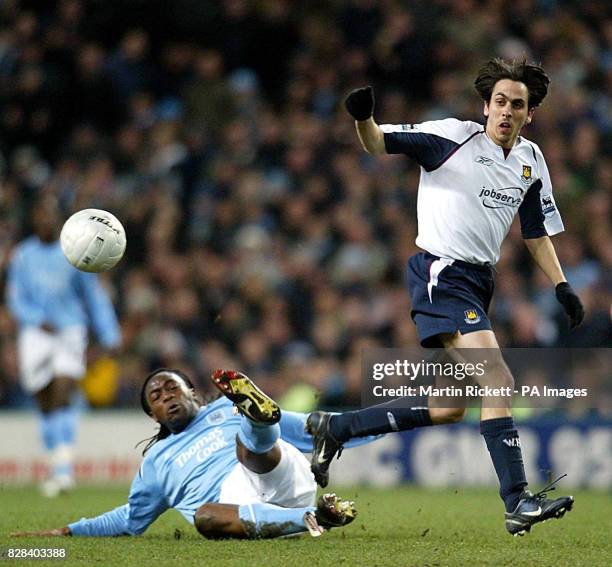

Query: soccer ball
[60,209,126,272]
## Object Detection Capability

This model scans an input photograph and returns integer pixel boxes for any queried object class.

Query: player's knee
[482,357,514,389]
[490,362,514,390]
[194,504,218,538]
[445,407,466,423]
[430,406,466,424]
[502,372,514,391]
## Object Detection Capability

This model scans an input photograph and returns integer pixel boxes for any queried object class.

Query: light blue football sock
[53,405,79,479]
[237,417,280,454]
[40,407,77,480]
[39,410,63,451]
[51,445,74,480]
[56,405,79,445]
[238,502,315,538]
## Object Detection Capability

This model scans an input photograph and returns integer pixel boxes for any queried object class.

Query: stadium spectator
[0,1,608,414]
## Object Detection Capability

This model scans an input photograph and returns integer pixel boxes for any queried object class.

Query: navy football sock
[329,404,432,443]
[480,417,528,512]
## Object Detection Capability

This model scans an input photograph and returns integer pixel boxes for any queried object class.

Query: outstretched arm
[355,118,386,155]
[12,527,71,537]
[345,86,386,155]
[524,236,584,328]
[13,462,168,537]
[12,504,134,538]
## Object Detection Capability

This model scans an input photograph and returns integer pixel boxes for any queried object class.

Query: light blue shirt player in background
[6,196,121,497]
[13,369,362,539]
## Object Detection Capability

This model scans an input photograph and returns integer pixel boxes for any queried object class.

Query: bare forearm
[524,236,566,285]
[12,527,71,537]
[355,118,386,155]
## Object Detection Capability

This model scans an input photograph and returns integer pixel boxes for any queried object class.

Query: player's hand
[345,86,375,121]
[11,527,71,537]
[555,282,584,328]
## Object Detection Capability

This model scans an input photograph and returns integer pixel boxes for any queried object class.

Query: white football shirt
[381,118,564,265]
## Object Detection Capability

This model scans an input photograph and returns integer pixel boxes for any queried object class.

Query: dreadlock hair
[137,368,197,455]
[474,58,550,109]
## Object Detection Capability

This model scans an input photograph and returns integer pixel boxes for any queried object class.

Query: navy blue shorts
[406,252,495,347]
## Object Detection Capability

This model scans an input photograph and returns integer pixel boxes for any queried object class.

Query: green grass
[0,485,610,566]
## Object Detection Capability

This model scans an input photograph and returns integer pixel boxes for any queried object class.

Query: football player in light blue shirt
[6,196,121,497]
[13,369,366,539]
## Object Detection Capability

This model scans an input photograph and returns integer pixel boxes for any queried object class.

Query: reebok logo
[475,155,494,166]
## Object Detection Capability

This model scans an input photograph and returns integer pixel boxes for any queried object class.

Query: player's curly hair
[137,368,198,455]
[474,58,550,108]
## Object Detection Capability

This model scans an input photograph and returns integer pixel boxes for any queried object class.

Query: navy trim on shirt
[519,179,546,238]
[522,139,538,163]
[384,129,481,172]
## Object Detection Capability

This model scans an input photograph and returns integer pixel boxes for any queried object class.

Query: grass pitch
[0,485,610,567]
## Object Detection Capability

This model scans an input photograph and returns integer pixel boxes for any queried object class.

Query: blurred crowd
[0,0,610,411]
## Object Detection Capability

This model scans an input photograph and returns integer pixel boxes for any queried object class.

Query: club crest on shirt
[520,165,532,185]
[206,409,226,426]
[464,309,481,325]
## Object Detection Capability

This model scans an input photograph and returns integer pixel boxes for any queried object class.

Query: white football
[60,208,126,272]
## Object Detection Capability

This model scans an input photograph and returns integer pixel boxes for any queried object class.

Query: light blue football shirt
[68,398,376,536]
[6,237,120,348]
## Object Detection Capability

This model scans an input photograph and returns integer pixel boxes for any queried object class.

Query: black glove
[345,86,375,121]
[555,282,584,328]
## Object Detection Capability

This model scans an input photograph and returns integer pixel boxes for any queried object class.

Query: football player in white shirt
[306,59,584,536]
